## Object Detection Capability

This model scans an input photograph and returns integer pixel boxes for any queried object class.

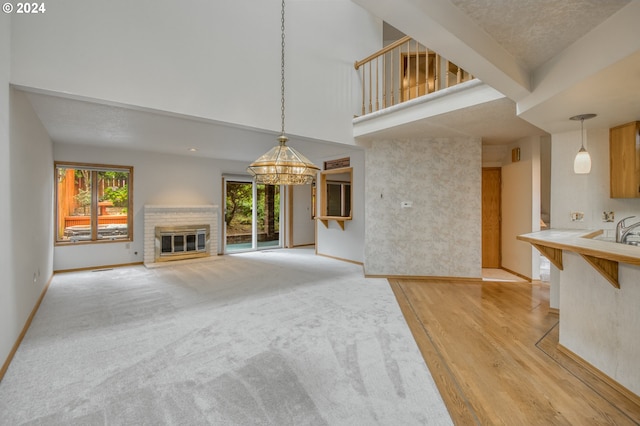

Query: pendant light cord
[246,0,319,183]
[280,0,286,136]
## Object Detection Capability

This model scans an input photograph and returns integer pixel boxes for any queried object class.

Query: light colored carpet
[0,248,452,425]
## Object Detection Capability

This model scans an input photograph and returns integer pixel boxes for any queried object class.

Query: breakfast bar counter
[518,228,640,400]
[517,229,640,288]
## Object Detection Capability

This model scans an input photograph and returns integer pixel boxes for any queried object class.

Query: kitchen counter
[517,229,640,288]
[518,228,640,398]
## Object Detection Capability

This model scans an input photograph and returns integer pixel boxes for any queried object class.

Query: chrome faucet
[616,216,640,243]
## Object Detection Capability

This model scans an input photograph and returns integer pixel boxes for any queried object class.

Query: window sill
[55,238,132,247]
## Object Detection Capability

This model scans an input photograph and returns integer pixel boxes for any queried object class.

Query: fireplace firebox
[154,225,210,262]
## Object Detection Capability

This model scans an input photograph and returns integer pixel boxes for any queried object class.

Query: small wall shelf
[317,216,351,230]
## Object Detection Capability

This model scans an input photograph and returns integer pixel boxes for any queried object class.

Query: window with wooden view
[55,162,133,243]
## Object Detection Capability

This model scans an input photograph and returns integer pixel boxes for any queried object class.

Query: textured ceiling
[449,0,630,70]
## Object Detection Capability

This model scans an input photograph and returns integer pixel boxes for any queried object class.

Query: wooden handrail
[354,35,475,116]
[354,35,412,69]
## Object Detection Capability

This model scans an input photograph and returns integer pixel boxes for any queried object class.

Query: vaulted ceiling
[20,0,640,158]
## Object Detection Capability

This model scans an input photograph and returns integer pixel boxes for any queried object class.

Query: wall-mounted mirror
[319,167,352,220]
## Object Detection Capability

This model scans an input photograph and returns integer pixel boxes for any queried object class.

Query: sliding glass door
[224,177,281,253]
[256,183,280,248]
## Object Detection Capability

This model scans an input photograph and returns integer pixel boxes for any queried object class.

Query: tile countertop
[517,229,640,268]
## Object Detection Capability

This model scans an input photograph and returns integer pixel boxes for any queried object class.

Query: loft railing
[354,35,474,116]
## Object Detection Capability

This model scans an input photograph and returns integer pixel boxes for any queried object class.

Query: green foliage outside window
[102,184,128,207]
[75,188,91,206]
[225,182,280,234]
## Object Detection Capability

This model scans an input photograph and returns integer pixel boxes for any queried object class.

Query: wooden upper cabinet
[610,121,640,198]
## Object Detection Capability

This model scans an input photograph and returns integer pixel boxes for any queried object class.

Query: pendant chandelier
[570,113,596,175]
[247,0,319,185]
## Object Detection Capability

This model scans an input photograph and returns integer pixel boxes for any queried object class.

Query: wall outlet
[602,211,615,222]
[570,211,584,222]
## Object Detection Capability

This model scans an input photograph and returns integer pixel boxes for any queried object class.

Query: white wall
[550,126,640,309]
[482,144,508,167]
[1,87,55,371]
[11,0,381,145]
[364,138,482,277]
[52,144,257,270]
[316,150,366,263]
[551,127,640,233]
[291,184,315,246]
[0,10,15,371]
[9,87,55,323]
[501,136,541,280]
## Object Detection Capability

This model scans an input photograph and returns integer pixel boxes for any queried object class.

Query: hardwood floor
[390,277,640,425]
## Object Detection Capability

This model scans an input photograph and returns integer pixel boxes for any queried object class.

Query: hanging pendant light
[570,113,596,174]
[247,0,319,185]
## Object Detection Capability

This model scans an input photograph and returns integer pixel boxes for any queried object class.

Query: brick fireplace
[144,205,218,266]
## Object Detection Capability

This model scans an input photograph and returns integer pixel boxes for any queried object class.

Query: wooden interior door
[482,168,501,268]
